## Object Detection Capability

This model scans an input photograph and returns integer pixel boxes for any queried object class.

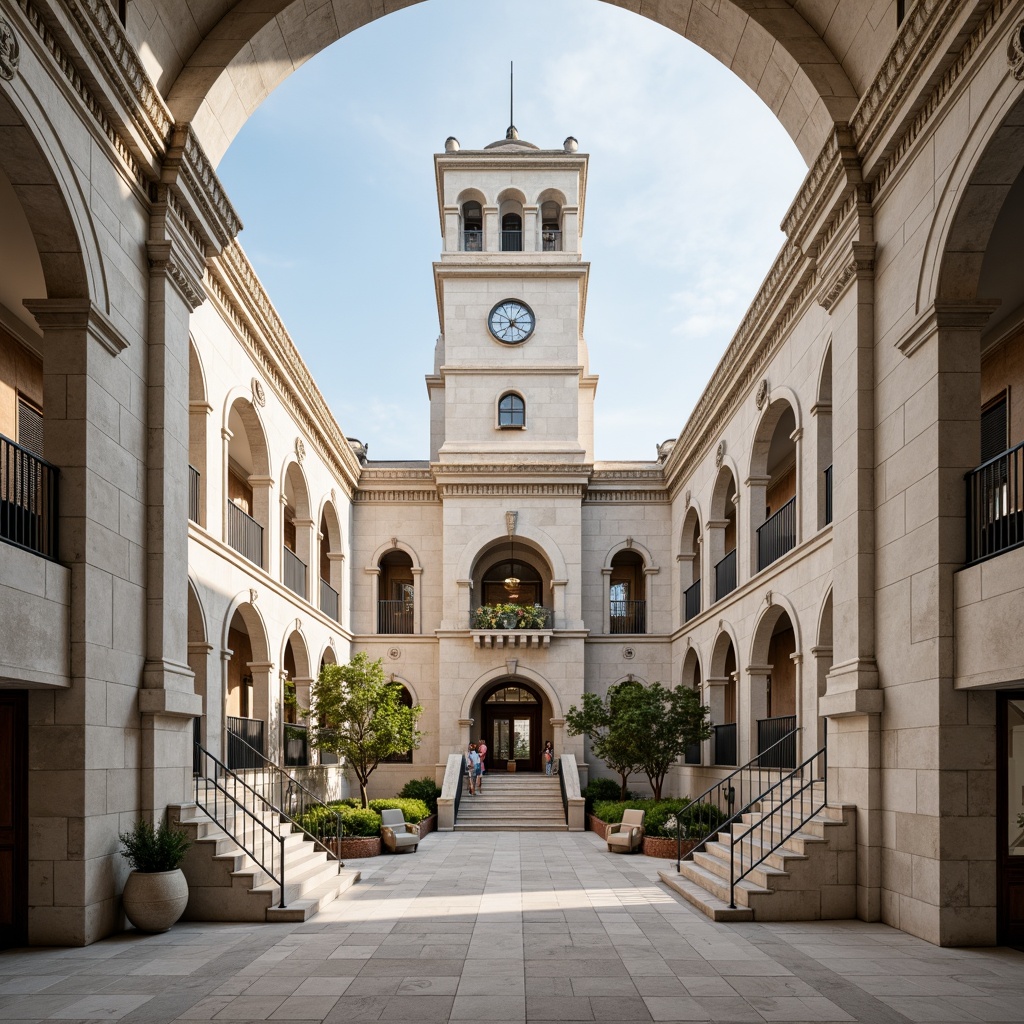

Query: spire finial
[506,61,518,140]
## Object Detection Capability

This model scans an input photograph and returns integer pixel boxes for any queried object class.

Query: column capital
[23,298,129,356]
[897,300,1001,357]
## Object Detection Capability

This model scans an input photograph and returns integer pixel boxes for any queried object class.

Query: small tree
[628,683,712,800]
[307,653,422,808]
[565,682,645,800]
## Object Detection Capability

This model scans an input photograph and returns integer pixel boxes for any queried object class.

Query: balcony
[541,229,562,251]
[227,500,263,568]
[500,230,522,252]
[715,549,736,601]
[188,465,201,525]
[283,546,307,599]
[757,715,797,770]
[684,578,701,622]
[378,598,414,634]
[462,229,482,251]
[320,577,339,621]
[0,433,58,560]
[713,723,737,767]
[966,441,1024,564]
[609,599,646,634]
[824,464,833,526]
[470,603,554,648]
[758,496,796,571]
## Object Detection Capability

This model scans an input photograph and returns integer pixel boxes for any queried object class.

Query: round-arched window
[498,392,525,428]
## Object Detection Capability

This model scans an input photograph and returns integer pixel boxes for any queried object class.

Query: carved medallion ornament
[0,18,20,81]
[295,437,306,463]
[755,378,769,410]
[387,647,402,661]
[715,440,726,468]
[622,646,636,661]
[1009,20,1024,80]
[251,377,266,407]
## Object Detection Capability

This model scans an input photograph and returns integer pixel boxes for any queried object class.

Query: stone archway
[479,679,545,773]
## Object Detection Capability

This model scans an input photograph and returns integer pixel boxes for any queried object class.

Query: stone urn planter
[118,819,191,933]
[122,869,189,933]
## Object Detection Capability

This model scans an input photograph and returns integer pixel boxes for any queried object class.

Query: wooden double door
[481,682,542,772]
[0,691,27,950]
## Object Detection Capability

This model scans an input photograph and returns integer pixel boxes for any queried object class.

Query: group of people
[465,738,557,793]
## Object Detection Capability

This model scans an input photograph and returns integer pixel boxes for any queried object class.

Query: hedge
[590,798,728,839]
[368,798,431,824]
[398,777,441,815]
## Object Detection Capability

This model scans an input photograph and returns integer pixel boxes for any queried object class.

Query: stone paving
[2,831,1023,1024]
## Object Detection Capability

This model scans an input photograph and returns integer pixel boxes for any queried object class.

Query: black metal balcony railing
[378,598,414,634]
[966,441,1024,564]
[713,723,737,767]
[188,465,201,525]
[227,500,263,568]
[0,433,58,560]
[715,549,737,601]
[684,578,701,622]
[824,464,833,526]
[684,741,701,765]
[609,599,646,634]
[283,723,308,767]
[462,229,483,251]
[226,716,265,771]
[320,577,339,621]
[283,546,307,599]
[757,715,797,770]
[758,495,797,571]
[541,230,562,251]
[500,230,522,251]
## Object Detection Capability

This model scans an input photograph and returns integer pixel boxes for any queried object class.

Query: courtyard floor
[1,831,1023,1024]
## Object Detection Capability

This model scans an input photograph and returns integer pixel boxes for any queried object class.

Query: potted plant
[118,819,191,933]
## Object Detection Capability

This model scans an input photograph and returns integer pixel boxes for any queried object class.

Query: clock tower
[427,132,596,463]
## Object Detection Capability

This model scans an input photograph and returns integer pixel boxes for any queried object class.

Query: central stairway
[454,772,567,831]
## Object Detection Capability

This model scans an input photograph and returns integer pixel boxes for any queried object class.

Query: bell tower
[427,133,596,463]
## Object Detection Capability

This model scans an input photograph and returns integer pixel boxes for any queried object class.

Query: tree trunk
[618,773,629,800]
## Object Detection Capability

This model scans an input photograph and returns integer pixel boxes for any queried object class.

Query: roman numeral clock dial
[488,299,536,344]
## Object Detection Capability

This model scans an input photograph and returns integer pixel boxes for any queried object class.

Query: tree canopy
[307,653,422,808]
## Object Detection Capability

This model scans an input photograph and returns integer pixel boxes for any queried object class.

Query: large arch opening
[750,398,798,573]
[471,537,554,628]
[749,604,799,770]
[226,398,271,569]
[709,630,738,768]
[478,679,547,773]
[224,602,271,769]
[709,466,738,602]
[281,461,312,601]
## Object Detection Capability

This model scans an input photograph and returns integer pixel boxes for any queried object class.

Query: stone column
[791,651,804,765]
[457,718,475,754]
[327,551,345,621]
[249,660,275,756]
[550,579,568,629]
[601,568,612,633]
[643,566,659,633]
[810,645,833,750]
[188,396,211,527]
[187,640,214,746]
[790,426,804,545]
[219,648,233,763]
[483,206,499,252]
[366,566,381,633]
[811,398,833,529]
[705,676,729,766]
[411,566,423,634]
[293,516,315,602]
[249,474,275,574]
[745,665,771,765]
[455,578,473,631]
[220,427,232,544]
[745,475,770,577]
[705,519,728,602]
[562,206,580,252]
[523,205,538,251]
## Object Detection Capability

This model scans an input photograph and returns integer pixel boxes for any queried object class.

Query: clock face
[488,299,536,344]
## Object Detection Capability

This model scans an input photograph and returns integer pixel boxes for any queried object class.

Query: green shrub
[399,777,441,815]
[590,798,697,838]
[339,806,382,837]
[368,798,431,823]
[582,777,621,813]
[294,804,345,838]
[678,801,727,840]
[118,819,191,872]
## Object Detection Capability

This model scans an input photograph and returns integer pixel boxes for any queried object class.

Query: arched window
[462,200,482,251]
[501,212,523,251]
[540,199,562,251]
[609,550,646,633]
[498,392,525,428]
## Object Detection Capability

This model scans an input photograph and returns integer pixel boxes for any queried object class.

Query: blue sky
[218,0,807,462]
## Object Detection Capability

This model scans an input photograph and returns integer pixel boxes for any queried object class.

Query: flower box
[328,836,381,859]
[417,814,437,838]
[588,814,609,839]
[643,836,700,859]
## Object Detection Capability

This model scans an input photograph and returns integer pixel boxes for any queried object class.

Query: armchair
[380,808,420,854]
[606,808,645,854]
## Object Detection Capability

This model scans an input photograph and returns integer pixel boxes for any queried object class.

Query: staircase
[659,784,855,921]
[170,799,360,922]
[455,772,567,831]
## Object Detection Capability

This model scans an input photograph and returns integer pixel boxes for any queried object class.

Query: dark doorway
[998,691,1024,946]
[482,682,542,771]
[0,691,28,949]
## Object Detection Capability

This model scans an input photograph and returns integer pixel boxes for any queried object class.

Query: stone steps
[455,773,567,831]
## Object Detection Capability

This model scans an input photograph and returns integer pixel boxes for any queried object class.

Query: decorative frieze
[584,489,669,504]
[439,483,585,498]
[1009,18,1024,79]
[0,15,20,80]
[354,490,441,503]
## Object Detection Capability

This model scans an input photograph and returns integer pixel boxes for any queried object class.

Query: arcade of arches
[1,0,1024,952]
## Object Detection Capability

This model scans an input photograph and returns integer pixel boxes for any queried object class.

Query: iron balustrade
[283,546,307,599]
[824,464,833,526]
[500,230,522,251]
[673,723,803,870]
[320,578,339,621]
[462,229,483,251]
[378,598,414,634]
[757,715,797,769]
[684,578,701,622]
[0,433,58,560]
[715,549,737,600]
[757,495,796,570]
[188,465,201,524]
[713,723,737,766]
[227,500,263,567]
[684,741,701,765]
[226,716,265,770]
[966,441,1024,564]
[193,743,287,908]
[541,230,562,251]
[283,723,308,767]
[725,739,826,908]
[609,599,646,634]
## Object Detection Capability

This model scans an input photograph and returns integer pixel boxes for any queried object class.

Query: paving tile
[48,994,155,1019]
[267,996,340,1020]
[642,996,715,1021]
[525,995,594,1020]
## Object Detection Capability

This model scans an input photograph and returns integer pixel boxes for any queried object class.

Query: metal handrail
[757,496,797,570]
[193,743,287,908]
[684,578,701,622]
[453,753,466,821]
[715,549,737,600]
[727,741,827,908]
[674,725,801,868]
[220,732,345,871]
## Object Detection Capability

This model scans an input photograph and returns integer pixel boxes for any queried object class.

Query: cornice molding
[817,243,876,312]
[432,462,593,477]
[353,489,441,503]
[584,489,669,504]
[439,482,585,497]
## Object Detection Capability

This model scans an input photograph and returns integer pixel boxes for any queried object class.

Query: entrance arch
[480,680,544,772]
